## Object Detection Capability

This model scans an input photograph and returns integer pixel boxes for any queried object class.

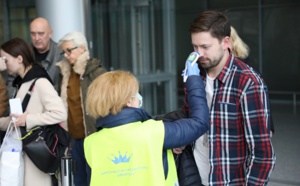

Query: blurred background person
[0,72,8,117]
[30,17,62,91]
[56,31,106,186]
[230,26,275,136]
[0,37,67,186]
[2,17,62,99]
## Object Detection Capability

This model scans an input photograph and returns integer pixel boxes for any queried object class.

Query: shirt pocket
[215,102,238,129]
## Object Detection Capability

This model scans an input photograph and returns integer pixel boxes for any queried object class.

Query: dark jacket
[38,39,62,92]
[96,75,209,178]
[156,109,203,186]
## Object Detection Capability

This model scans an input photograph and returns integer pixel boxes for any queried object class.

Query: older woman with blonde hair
[84,67,209,186]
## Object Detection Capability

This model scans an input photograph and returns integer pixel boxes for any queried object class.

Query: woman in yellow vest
[84,60,209,186]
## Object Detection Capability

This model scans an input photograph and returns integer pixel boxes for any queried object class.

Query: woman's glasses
[60,46,78,56]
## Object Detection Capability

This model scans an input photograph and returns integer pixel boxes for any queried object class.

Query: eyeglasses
[60,46,78,55]
[0,56,7,63]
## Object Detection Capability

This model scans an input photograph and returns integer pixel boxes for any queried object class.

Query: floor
[268,103,300,186]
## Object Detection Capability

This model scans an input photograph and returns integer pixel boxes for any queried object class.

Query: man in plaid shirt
[184,10,276,185]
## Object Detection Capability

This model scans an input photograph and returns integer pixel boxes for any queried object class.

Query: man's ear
[49,29,53,38]
[223,36,230,50]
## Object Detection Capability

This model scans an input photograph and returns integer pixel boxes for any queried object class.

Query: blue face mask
[137,93,143,108]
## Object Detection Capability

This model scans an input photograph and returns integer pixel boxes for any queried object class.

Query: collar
[200,52,235,84]
[96,107,152,129]
[12,64,53,88]
[56,51,90,78]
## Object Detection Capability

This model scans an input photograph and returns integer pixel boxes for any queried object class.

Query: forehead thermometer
[183,51,200,82]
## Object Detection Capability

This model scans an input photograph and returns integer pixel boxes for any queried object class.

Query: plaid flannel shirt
[183,53,276,185]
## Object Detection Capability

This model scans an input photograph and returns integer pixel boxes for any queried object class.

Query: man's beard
[200,47,224,69]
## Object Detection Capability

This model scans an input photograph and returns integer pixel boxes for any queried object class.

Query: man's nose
[195,49,204,58]
[33,34,40,41]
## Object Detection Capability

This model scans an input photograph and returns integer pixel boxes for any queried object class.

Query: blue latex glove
[182,52,200,82]
[186,61,200,76]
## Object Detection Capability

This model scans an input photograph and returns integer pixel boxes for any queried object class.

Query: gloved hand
[182,51,200,82]
[186,61,200,76]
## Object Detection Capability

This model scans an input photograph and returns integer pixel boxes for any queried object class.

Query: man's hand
[173,146,186,154]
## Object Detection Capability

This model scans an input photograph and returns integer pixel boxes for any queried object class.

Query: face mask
[137,93,143,108]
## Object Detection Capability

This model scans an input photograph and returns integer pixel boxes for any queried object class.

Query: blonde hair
[86,70,139,118]
[230,26,249,59]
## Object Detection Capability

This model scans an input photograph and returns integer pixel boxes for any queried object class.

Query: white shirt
[193,75,214,185]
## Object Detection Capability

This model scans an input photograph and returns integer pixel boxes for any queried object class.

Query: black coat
[156,109,203,186]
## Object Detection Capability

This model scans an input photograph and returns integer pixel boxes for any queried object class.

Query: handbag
[0,121,24,186]
[20,78,72,174]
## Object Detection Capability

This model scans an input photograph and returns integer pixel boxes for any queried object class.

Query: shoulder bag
[20,78,72,174]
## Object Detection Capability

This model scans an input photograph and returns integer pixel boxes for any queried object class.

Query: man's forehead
[30,24,47,31]
[191,32,216,45]
[30,21,50,32]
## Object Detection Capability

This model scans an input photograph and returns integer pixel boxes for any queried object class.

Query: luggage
[61,156,74,186]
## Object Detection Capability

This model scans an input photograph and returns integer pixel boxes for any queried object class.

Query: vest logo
[109,151,132,164]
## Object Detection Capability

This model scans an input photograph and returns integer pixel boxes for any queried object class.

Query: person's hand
[186,60,200,76]
[10,111,28,127]
[0,57,7,71]
[173,146,185,154]
[182,52,200,82]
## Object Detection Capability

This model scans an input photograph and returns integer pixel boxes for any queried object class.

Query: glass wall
[91,0,177,115]
[0,0,36,85]
[0,0,35,44]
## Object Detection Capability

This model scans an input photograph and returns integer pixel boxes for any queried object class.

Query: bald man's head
[30,17,53,53]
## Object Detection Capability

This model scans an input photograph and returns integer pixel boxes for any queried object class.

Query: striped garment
[183,53,276,186]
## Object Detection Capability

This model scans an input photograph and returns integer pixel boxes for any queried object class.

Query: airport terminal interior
[1,0,299,185]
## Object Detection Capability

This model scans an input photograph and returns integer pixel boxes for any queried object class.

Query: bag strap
[21,78,39,111]
[20,78,39,137]
[19,78,60,185]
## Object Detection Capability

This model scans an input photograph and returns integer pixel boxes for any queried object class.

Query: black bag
[20,78,72,174]
[21,124,71,173]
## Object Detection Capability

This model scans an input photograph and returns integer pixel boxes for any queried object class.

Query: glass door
[91,0,177,115]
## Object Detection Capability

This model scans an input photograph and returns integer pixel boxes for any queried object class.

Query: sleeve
[91,66,106,80]
[25,78,67,129]
[241,81,276,185]
[162,75,209,149]
[0,74,8,117]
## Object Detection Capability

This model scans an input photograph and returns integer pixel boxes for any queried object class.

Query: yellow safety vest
[84,119,178,186]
